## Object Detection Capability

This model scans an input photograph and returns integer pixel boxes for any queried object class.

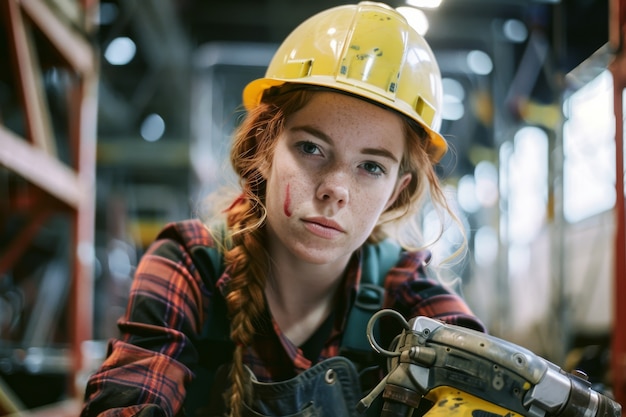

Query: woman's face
[263,91,412,265]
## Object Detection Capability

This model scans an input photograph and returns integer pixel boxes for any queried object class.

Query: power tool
[358,309,622,417]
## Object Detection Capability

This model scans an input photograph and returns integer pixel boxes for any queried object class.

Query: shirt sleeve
[382,250,486,345]
[81,221,214,417]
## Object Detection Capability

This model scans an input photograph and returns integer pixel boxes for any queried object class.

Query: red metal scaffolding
[0,0,98,415]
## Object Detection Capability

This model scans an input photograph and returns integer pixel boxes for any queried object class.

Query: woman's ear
[385,172,412,210]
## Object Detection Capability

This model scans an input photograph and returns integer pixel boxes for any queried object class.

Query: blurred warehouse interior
[0,0,620,415]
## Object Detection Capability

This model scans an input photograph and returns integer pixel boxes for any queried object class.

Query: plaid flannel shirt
[81,219,485,417]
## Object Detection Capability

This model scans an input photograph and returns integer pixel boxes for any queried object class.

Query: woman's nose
[316,171,349,208]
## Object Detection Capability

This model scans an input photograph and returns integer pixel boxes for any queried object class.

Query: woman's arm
[81,221,214,417]
[382,250,486,347]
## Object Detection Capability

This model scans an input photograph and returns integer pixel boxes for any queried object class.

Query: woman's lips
[302,217,345,239]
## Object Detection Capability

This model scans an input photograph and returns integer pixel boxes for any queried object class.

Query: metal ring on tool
[366,309,410,356]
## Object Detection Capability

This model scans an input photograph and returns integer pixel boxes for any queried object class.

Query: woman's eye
[361,162,385,176]
[297,141,322,155]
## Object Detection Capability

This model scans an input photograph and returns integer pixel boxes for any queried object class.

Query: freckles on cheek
[283,184,292,217]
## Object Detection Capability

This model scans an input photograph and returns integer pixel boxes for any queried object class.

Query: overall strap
[185,243,233,416]
[190,243,232,355]
[191,224,231,345]
[340,239,402,355]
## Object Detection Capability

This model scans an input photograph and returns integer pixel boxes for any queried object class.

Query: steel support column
[610,0,626,411]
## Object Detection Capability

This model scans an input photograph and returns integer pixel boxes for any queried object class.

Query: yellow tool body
[424,386,520,417]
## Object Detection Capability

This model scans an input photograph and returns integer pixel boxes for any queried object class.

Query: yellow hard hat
[243,1,447,162]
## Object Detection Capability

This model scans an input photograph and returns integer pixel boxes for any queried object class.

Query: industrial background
[0,0,623,415]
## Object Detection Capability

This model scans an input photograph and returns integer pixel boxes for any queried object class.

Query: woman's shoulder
[362,239,431,272]
[144,219,224,278]
[154,218,216,249]
[142,219,227,291]
[398,248,432,269]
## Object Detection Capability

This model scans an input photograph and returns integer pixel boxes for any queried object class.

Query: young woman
[81,2,485,416]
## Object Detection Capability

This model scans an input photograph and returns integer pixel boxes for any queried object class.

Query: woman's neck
[264,247,350,346]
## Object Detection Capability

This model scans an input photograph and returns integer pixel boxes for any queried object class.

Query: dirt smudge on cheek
[283,183,292,217]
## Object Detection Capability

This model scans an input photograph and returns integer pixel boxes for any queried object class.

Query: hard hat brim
[243,77,448,163]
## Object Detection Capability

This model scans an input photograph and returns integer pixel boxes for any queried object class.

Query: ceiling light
[104,37,136,66]
[405,0,442,8]
[441,78,465,120]
[503,19,528,43]
[396,7,429,35]
[140,113,166,142]
[467,50,493,75]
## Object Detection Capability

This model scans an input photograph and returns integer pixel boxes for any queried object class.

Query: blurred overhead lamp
[396,7,429,35]
[104,36,136,66]
[503,19,528,43]
[467,50,493,75]
[141,113,166,142]
[441,78,465,121]
[405,0,442,9]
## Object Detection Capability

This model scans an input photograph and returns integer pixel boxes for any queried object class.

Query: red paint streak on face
[283,184,292,217]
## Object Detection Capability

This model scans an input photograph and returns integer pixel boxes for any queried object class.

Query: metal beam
[2,0,56,154]
[66,73,97,384]
[609,0,626,410]
[20,0,95,75]
[0,201,54,278]
[0,126,82,209]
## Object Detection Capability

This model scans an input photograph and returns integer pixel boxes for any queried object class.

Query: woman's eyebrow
[289,125,333,145]
[290,125,399,163]
[361,147,399,163]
